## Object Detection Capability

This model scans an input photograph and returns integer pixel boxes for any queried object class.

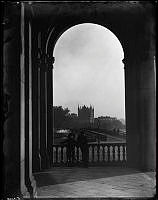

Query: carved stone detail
[37,49,55,71]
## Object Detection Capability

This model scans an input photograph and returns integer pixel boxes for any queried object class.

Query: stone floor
[34,166,156,198]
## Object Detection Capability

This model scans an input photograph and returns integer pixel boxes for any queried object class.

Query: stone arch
[46,22,125,59]
[41,3,156,171]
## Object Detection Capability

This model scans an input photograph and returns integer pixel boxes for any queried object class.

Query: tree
[53,106,70,129]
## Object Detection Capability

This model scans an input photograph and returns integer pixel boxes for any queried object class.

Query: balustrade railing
[49,142,127,167]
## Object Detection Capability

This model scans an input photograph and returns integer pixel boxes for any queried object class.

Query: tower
[78,105,94,123]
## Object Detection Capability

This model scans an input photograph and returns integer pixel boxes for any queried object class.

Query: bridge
[85,129,126,143]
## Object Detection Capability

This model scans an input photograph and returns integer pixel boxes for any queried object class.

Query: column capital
[122,58,127,69]
[122,58,128,64]
[37,49,55,71]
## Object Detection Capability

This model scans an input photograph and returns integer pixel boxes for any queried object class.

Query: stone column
[125,52,156,171]
[46,58,54,167]
[39,66,47,169]
[37,44,51,169]
[3,2,28,197]
[28,21,37,196]
[35,36,55,169]
[24,19,31,196]
[22,8,36,197]
[138,55,156,170]
[124,57,141,168]
[32,31,41,172]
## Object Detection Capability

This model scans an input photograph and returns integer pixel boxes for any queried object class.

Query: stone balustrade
[49,142,127,167]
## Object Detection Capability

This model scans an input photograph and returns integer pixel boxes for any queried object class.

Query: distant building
[70,113,78,119]
[94,116,125,130]
[98,116,117,121]
[78,105,94,124]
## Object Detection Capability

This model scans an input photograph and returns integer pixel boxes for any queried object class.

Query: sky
[53,23,125,119]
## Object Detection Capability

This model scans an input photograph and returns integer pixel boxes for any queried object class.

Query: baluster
[114,145,117,161]
[120,145,123,161]
[80,148,82,162]
[94,145,97,162]
[110,146,113,161]
[55,146,57,164]
[88,144,90,163]
[97,144,100,162]
[110,145,113,161]
[87,144,89,163]
[115,146,118,161]
[56,146,58,164]
[76,146,79,162]
[123,144,126,161]
[105,146,108,162]
[58,147,61,163]
[92,145,95,162]
[50,146,53,166]
[113,145,115,161]
[89,145,91,163]
[118,145,120,162]
[125,145,127,161]
[110,146,112,161]
[61,146,63,163]
[66,146,68,163]
[52,146,54,164]
[91,145,94,162]
[100,145,103,162]
[63,146,66,163]
[103,145,105,162]
[107,145,110,162]
[52,146,56,164]
[74,146,77,163]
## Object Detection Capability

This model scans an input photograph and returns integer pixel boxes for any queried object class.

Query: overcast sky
[53,23,125,119]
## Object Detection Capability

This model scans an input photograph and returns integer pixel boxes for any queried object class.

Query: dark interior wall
[3,2,22,196]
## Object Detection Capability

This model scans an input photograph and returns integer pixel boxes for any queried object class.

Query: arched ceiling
[26,2,155,63]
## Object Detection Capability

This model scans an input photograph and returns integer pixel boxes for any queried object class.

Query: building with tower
[78,105,94,125]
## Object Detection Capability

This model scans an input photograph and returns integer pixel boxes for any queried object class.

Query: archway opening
[52,23,126,165]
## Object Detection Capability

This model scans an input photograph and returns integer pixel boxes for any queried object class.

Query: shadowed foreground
[34,167,156,198]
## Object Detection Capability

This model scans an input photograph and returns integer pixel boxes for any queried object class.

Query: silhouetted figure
[67,131,76,165]
[77,130,89,167]
[61,130,76,166]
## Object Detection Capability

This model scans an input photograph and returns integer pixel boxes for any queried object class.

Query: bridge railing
[49,142,127,167]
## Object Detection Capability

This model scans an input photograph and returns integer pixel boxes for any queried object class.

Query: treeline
[53,106,125,130]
